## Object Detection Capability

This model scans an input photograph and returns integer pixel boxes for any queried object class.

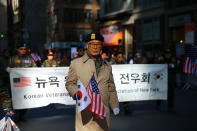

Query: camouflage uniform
[9,55,36,68]
[42,59,58,67]
[9,51,36,121]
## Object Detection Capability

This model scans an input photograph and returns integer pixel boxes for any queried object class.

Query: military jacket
[42,59,58,67]
[9,55,36,68]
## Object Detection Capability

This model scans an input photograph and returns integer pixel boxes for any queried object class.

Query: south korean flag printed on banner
[77,79,91,112]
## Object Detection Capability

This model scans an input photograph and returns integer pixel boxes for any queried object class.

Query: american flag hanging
[183,45,197,74]
[87,76,106,119]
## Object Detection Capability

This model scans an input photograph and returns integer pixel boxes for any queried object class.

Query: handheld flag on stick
[0,109,21,131]
[87,76,106,119]
[77,79,91,112]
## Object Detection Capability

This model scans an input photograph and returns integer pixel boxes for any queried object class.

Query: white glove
[113,108,120,115]
[6,67,11,73]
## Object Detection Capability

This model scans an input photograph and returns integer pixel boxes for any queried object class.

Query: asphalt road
[1,88,197,131]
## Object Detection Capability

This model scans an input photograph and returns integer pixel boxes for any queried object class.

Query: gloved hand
[113,108,120,115]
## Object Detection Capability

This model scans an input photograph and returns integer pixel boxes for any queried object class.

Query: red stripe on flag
[86,77,106,119]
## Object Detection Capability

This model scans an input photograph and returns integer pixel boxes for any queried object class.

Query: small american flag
[13,77,32,87]
[87,76,106,119]
[183,45,197,74]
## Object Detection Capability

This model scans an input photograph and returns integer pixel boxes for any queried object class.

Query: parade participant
[113,52,131,115]
[66,32,120,131]
[9,43,36,122]
[42,51,59,67]
[156,48,176,112]
[72,46,85,60]
[76,46,85,58]
[9,43,36,68]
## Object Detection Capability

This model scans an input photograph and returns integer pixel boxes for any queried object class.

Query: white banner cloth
[112,64,167,102]
[9,65,167,109]
[10,67,74,109]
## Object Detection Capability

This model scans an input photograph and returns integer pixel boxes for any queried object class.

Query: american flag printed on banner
[13,77,32,87]
[183,45,197,74]
[87,76,106,119]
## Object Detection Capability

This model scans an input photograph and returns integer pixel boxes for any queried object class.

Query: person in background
[42,51,59,67]
[71,46,84,60]
[53,52,61,65]
[156,48,176,112]
[134,52,147,64]
[9,43,36,122]
[60,53,70,66]
[112,52,132,115]
[76,46,85,58]
[66,32,119,131]
[28,48,42,67]
[101,52,110,62]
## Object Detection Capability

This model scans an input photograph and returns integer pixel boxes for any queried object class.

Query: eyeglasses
[88,42,102,47]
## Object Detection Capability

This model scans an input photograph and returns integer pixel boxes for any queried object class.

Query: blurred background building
[98,0,133,60]
[1,0,197,59]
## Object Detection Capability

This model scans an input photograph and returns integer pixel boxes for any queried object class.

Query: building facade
[0,0,8,52]
[57,0,100,44]
[98,0,133,59]
[132,0,165,56]
[132,0,197,56]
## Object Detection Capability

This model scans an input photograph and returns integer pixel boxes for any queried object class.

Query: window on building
[64,0,92,4]
[64,9,93,24]
[64,29,92,42]
[135,17,160,43]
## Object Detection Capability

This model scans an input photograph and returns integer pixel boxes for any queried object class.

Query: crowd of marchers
[0,40,183,123]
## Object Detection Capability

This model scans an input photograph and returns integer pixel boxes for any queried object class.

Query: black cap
[85,32,104,42]
[17,43,28,49]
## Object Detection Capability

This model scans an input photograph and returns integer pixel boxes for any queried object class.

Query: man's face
[47,55,53,61]
[17,47,27,56]
[116,54,123,63]
[78,49,84,56]
[87,40,103,57]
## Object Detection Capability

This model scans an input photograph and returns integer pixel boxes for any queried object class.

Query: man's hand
[72,93,77,100]
[113,108,120,115]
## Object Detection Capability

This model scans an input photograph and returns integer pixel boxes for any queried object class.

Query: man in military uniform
[9,43,36,122]
[42,51,59,67]
[9,43,36,68]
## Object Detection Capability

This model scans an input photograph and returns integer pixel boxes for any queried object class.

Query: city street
[13,88,197,131]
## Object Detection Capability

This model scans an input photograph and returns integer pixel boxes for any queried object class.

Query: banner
[10,67,75,109]
[112,64,167,102]
[9,65,167,109]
